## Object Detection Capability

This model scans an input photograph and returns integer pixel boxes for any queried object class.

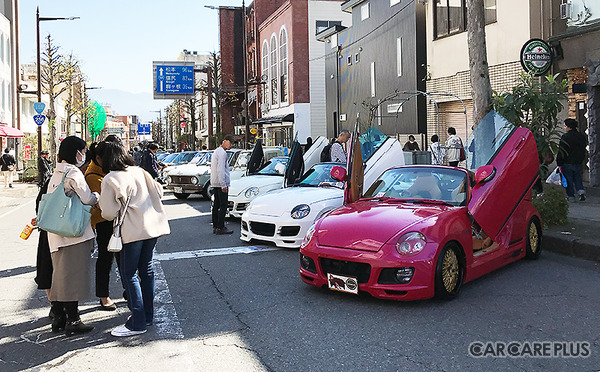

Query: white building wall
[307,0,351,139]
[0,13,10,126]
[426,0,532,80]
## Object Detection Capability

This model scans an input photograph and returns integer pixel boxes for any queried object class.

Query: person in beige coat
[46,136,98,336]
[99,142,170,337]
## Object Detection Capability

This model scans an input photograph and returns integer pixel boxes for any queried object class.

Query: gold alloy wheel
[529,222,539,253]
[442,248,459,293]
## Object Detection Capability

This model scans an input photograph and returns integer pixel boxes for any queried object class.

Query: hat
[40,150,49,155]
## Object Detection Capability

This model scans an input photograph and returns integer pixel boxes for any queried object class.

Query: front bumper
[299,242,437,301]
[240,212,311,248]
[227,196,251,218]
[165,183,203,193]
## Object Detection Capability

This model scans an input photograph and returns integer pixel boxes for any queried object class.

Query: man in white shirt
[330,129,351,163]
[428,135,445,165]
[211,135,234,235]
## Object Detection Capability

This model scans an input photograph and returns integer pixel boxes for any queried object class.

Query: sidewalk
[0,181,39,210]
[544,186,600,262]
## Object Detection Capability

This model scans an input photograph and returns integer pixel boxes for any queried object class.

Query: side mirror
[475,165,496,185]
[330,166,347,182]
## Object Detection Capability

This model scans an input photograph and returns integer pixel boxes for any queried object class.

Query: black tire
[202,182,214,200]
[173,192,190,200]
[434,243,464,300]
[525,217,542,260]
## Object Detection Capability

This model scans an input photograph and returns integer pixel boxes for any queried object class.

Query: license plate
[327,273,358,295]
[174,187,183,193]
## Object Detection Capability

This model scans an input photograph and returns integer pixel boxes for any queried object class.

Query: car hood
[169,164,210,176]
[247,187,343,217]
[317,200,448,251]
[230,175,284,196]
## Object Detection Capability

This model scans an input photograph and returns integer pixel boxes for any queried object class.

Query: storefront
[252,114,294,148]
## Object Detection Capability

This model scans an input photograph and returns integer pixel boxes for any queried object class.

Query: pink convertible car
[299,111,542,300]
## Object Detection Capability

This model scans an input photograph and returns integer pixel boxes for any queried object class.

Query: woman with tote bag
[99,142,170,337]
[45,136,99,336]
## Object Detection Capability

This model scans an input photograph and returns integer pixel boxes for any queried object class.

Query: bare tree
[206,51,223,137]
[63,53,85,137]
[41,35,70,157]
[467,0,493,126]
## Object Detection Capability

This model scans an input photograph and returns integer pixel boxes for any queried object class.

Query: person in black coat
[33,178,53,318]
[1,148,16,188]
[557,118,587,202]
[140,143,160,179]
[37,151,53,187]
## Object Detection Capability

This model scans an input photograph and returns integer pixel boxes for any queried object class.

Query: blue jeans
[561,163,584,198]
[120,238,157,331]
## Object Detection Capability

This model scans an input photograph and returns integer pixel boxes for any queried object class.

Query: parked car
[166,149,245,199]
[228,137,327,218]
[241,129,404,248]
[298,111,541,301]
[230,147,285,181]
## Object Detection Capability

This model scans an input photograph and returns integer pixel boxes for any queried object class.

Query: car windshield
[197,151,213,166]
[171,152,198,164]
[364,167,468,206]
[191,152,207,164]
[360,127,388,162]
[258,157,288,175]
[466,111,516,171]
[296,163,345,188]
[163,153,178,163]
[234,151,251,169]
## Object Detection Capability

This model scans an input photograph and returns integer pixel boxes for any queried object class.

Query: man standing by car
[140,143,160,179]
[211,135,234,235]
[330,129,351,163]
[557,118,587,202]
[37,150,53,187]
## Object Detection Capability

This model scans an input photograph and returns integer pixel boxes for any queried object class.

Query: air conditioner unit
[560,2,571,20]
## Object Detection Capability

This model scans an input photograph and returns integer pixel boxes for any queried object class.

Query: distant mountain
[86,89,172,122]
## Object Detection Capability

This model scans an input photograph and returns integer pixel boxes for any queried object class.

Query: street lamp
[82,85,101,142]
[205,2,249,149]
[36,6,79,156]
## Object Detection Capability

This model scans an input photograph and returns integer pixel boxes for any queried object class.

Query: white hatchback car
[241,132,404,248]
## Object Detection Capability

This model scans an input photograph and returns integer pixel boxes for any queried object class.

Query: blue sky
[19,0,243,120]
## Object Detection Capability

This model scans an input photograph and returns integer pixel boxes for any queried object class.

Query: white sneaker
[111,325,147,337]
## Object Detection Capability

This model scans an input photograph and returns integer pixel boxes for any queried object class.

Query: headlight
[396,232,426,255]
[291,204,311,219]
[300,224,316,249]
[244,186,259,198]
[166,176,172,184]
[191,176,198,185]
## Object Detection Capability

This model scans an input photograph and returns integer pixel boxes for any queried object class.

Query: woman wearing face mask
[46,136,99,336]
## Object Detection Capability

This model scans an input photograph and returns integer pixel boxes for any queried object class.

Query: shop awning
[0,125,25,137]
[252,114,294,125]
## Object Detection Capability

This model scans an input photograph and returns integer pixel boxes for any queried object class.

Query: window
[361,3,370,21]
[390,0,401,6]
[262,41,269,106]
[270,35,278,106]
[279,27,288,104]
[434,0,497,39]
[396,37,402,77]
[370,62,376,97]
[316,20,342,35]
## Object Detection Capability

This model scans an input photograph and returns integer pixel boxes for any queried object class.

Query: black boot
[50,302,66,333]
[64,301,93,337]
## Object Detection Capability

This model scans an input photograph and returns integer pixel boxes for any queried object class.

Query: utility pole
[242,0,249,149]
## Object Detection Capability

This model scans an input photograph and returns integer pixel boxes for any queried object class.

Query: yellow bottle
[20,224,34,240]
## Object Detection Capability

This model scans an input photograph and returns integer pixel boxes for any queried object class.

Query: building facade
[321,0,427,141]
[0,0,16,153]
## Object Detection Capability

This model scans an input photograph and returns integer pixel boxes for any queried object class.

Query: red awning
[0,125,25,137]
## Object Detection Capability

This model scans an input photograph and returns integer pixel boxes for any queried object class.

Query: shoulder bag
[36,173,92,237]
[107,190,132,253]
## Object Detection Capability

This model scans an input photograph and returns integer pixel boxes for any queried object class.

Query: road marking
[0,199,35,219]
[153,260,185,339]
[154,245,280,262]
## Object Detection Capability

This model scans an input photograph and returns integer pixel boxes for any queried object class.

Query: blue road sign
[137,123,151,135]
[33,114,46,126]
[33,102,45,114]
[156,65,194,94]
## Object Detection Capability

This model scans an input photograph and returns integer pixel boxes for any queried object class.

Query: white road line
[0,199,35,219]
[153,259,185,339]
[154,245,280,262]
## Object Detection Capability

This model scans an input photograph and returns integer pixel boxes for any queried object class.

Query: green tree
[493,72,568,164]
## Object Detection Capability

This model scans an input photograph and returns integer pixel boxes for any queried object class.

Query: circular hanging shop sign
[520,39,553,76]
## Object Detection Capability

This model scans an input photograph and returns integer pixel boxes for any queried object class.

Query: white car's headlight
[244,186,259,198]
[396,232,426,255]
[166,176,172,184]
[300,224,316,249]
[191,176,198,185]
[291,204,311,219]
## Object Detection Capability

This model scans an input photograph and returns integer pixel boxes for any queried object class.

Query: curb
[543,231,600,262]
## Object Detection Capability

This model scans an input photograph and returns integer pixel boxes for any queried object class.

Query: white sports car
[228,137,327,218]
[241,131,404,248]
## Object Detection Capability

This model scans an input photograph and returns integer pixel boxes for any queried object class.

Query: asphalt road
[1,191,599,371]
